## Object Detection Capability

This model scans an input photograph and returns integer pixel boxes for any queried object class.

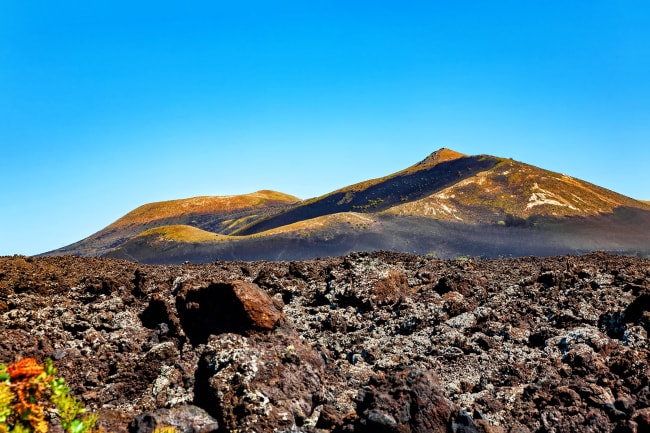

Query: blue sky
[1,1,649,256]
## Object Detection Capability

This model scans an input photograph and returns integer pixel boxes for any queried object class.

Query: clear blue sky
[1,1,649,256]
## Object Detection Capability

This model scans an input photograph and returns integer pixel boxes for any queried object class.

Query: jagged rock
[175,280,284,344]
[371,270,410,306]
[128,405,218,433]
[1,252,649,432]
[353,367,455,433]
[632,407,650,430]
[194,329,325,432]
[140,294,184,341]
[624,293,650,333]
[451,409,504,433]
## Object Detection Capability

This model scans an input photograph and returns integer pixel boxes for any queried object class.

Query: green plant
[0,358,97,433]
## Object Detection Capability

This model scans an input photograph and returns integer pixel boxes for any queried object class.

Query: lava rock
[175,280,285,344]
[128,405,218,433]
[353,367,455,433]
[1,252,649,433]
[194,330,324,432]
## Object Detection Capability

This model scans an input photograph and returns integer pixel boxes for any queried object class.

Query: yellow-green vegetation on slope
[138,213,376,244]
[107,190,299,229]
[221,215,261,231]
[259,212,377,236]
[384,158,650,223]
[136,225,230,243]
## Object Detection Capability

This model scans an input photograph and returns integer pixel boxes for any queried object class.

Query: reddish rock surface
[1,252,649,432]
[175,280,284,344]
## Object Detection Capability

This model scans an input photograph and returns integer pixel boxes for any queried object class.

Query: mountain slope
[47,190,299,257]
[47,148,650,263]
[234,149,501,235]
[384,158,648,223]
[106,190,299,230]
[103,208,650,263]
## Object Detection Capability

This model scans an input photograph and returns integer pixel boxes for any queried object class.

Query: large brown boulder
[175,280,285,344]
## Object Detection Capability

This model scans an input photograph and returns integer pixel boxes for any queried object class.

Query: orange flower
[13,379,45,404]
[6,358,44,380]
[13,401,47,433]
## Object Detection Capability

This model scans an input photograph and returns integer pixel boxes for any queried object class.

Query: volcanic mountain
[51,190,300,257]
[45,149,650,263]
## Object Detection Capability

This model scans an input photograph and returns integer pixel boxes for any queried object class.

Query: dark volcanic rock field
[1,252,649,432]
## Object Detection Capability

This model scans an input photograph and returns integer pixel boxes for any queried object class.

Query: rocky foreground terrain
[1,252,649,432]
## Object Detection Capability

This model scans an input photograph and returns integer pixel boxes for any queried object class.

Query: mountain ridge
[44,148,650,263]
[233,153,503,235]
[49,190,299,257]
[107,189,300,229]
[384,157,647,223]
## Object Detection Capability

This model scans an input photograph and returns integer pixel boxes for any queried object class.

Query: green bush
[0,358,97,433]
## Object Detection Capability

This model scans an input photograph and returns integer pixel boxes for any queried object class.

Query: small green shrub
[0,358,97,433]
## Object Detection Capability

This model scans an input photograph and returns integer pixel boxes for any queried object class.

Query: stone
[354,367,455,433]
[128,405,218,433]
[175,280,284,344]
[1,252,650,433]
[372,270,409,305]
[632,407,650,430]
[194,330,324,432]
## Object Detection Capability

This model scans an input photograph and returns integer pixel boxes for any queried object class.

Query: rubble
[1,251,648,432]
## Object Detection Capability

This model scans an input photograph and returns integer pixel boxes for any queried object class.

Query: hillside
[46,149,650,263]
[48,190,299,257]
[232,149,499,234]
[384,158,647,223]
[107,190,299,229]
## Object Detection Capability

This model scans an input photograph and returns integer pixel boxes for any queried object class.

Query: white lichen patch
[147,364,192,408]
[243,390,271,416]
[386,191,465,221]
[571,193,587,204]
[526,183,579,211]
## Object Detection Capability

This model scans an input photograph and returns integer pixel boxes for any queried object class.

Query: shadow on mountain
[235,156,500,235]
[44,149,650,263]
[103,207,650,264]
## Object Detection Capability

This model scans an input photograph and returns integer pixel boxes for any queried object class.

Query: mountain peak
[417,148,467,168]
[47,148,650,262]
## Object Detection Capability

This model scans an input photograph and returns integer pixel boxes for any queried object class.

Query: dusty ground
[1,252,649,432]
